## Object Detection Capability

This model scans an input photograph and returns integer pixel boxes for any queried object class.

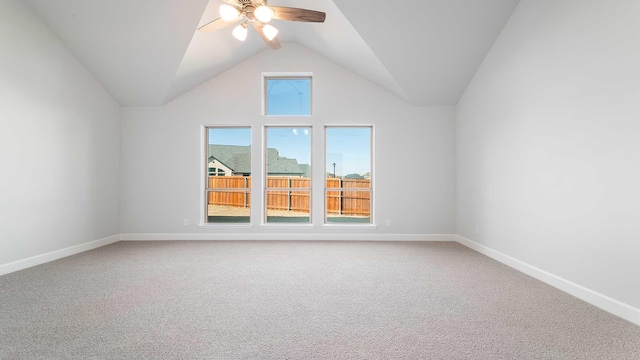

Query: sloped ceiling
[332,0,522,105]
[24,0,520,106]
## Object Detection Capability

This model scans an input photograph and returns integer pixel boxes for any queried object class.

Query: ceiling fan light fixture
[220,4,240,21]
[262,24,278,41]
[255,5,274,23]
[197,1,326,50]
[232,23,248,41]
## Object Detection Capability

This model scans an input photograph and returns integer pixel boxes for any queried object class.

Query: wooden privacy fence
[326,178,370,216]
[207,176,251,208]
[266,177,311,213]
[208,176,370,216]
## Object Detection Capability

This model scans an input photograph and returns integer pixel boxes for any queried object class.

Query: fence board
[209,176,370,216]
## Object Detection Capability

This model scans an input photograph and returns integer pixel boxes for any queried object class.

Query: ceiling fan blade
[269,36,281,50]
[197,17,239,33]
[252,22,281,50]
[270,6,326,23]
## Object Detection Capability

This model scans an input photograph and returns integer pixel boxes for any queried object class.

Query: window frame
[262,125,313,225]
[202,126,253,226]
[323,125,375,226]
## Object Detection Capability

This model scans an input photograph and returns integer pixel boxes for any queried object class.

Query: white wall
[457,0,640,309]
[120,44,456,238]
[0,0,121,267]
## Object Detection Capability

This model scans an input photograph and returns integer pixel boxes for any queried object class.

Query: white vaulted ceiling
[24,0,520,106]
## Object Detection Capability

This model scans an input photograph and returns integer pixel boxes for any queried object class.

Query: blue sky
[326,128,371,176]
[266,127,311,166]
[266,78,311,116]
[209,127,371,177]
[209,128,251,146]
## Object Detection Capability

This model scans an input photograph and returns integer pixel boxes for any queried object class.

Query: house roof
[298,164,311,178]
[209,145,252,173]
[24,0,521,107]
[267,150,304,175]
[209,144,307,175]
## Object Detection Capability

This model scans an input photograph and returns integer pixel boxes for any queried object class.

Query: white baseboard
[120,233,455,242]
[455,235,640,327]
[0,234,121,276]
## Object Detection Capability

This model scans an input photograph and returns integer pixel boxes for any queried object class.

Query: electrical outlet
[183,219,189,226]
[475,226,480,234]
[386,219,391,227]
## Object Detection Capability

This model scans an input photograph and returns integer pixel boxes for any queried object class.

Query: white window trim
[200,125,253,226]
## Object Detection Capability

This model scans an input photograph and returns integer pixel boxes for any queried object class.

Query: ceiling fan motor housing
[244,5,256,21]
[236,0,260,22]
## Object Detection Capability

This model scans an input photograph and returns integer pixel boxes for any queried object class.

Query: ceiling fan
[197,0,326,50]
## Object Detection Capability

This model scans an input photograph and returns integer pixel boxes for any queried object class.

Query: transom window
[264,75,312,116]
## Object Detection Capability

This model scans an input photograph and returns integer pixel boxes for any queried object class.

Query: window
[264,76,312,115]
[204,76,374,226]
[205,127,251,224]
[325,127,372,224]
[264,127,312,223]
[208,167,225,176]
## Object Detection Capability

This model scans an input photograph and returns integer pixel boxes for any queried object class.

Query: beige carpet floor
[1,241,639,359]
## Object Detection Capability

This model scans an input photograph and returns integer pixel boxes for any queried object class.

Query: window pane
[207,128,251,223]
[265,127,311,223]
[207,190,251,223]
[325,190,371,223]
[325,127,372,223]
[265,78,311,115]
